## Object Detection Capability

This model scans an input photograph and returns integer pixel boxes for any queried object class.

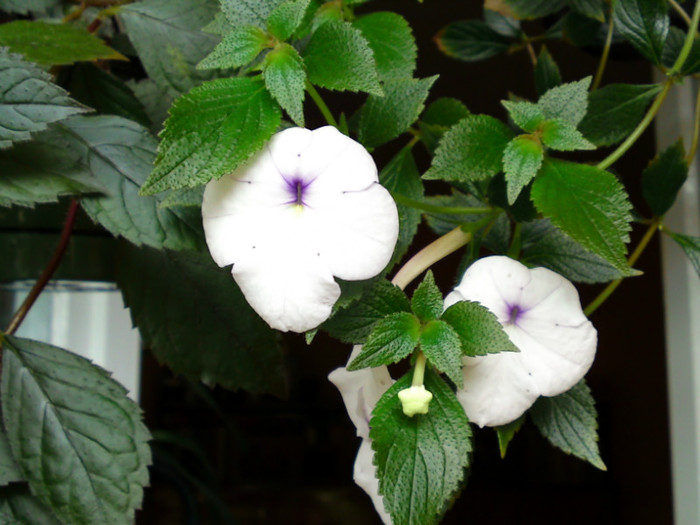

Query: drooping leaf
[436,20,512,62]
[502,134,544,204]
[642,139,688,217]
[0,430,23,486]
[504,0,567,18]
[579,83,662,146]
[411,271,443,322]
[565,0,606,21]
[534,46,562,96]
[219,0,284,28]
[441,300,519,357]
[0,484,62,525]
[116,245,286,395]
[496,415,526,458]
[262,43,306,126]
[0,0,59,14]
[1,335,152,525]
[0,49,88,150]
[531,380,606,470]
[531,158,634,272]
[667,232,700,279]
[347,312,421,370]
[141,76,281,194]
[197,26,270,70]
[358,76,437,148]
[352,12,417,81]
[267,0,312,41]
[612,0,669,64]
[419,320,463,387]
[370,368,472,525]
[540,119,596,151]
[537,76,591,126]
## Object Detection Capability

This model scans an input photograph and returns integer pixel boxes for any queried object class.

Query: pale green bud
[398,385,433,417]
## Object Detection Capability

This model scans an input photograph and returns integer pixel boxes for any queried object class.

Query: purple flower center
[507,304,524,325]
[283,176,312,207]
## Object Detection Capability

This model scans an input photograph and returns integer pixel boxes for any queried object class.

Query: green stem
[411,352,428,387]
[669,0,692,26]
[391,193,492,216]
[591,14,614,91]
[507,222,522,259]
[596,80,673,171]
[669,0,700,75]
[305,82,338,128]
[687,84,700,162]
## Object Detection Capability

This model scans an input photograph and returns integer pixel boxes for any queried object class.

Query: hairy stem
[391,193,492,216]
[591,14,614,91]
[305,82,338,128]
[669,0,700,75]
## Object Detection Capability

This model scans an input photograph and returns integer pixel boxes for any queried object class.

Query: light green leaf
[0,0,59,14]
[534,46,562,96]
[358,76,437,148]
[370,368,472,525]
[347,312,421,370]
[503,135,544,204]
[435,20,512,62]
[159,186,204,209]
[496,415,526,458]
[424,114,514,182]
[411,271,443,322]
[303,20,382,95]
[667,232,700,279]
[353,12,417,81]
[267,0,312,40]
[420,320,463,387]
[540,119,596,151]
[537,76,591,126]
[0,485,63,525]
[0,431,23,486]
[141,76,281,194]
[579,83,662,146]
[612,0,669,64]
[263,43,306,126]
[531,380,606,470]
[642,139,688,217]
[119,0,220,95]
[1,335,152,525]
[531,158,634,272]
[197,26,270,70]
[504,0,567,18]
[116,245,286,395]
[565,0,606,21]
[220,0,283,28]
[0,49,88,150]
[502,100,545,133]
[441,300,518,357]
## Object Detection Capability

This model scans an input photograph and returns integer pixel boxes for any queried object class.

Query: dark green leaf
[0,49,88,150]
[267,0,312,40]
[420,320,463,387]
[484,9,522,38]
[352,12,416,81]
[537,76,591,126]
[0,0,59,14]
[612,0,669,64]
[642,139,688,217]
[370,368,472,525]
[540,119,595,151]
[503,135,544,204]
[661,26,700,75]
[565,0,606,21]
[411,271,443,322]
[496,415,526,458]
[220,0,283,28]
[1,335,152,525]
[141,76,281,194]
[531,380,606,470]
[424,114,514,182]
[668,232,700,279]
[487,172,539,223]
[127,79,173,133]
[436,20,512,62]
[263,43,307,126]
[0,484,62,525]
[303,20,382,95]
[534,46,562,96]
[422,98,470,127]
[505,0,567,18]
[358,76,436,148]
[116,245,286,395]
[531,158,634,272]
[202,11,233,36]
[502,100,545,133]
[197,26,270,70]
[562,11,611,47]
[0,430,23,486]
[441,300,518,357]
[579,83,662,146]
[347,312,421,370]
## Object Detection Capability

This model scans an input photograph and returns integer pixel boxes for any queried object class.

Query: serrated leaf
[612,0,668,64]
[263,43,306,126]
[531,380,606,470]
[116,245,286,395]
[496,415,525,458]
[441,300,519,357]
[197,26,270,70]
[502,100,545,133]
[159,186,204,209]
[565,0,606,21]
[347,312,421,370]
[119,0,220,96]
[370,368,472,525]
[642,139,688,217]
[141,76,281,194]
[220,0,283,28]
[579,83,662,147]
[534,46,562,96]
[662,26,700,75]
[540,119,596,151]
[0,49,89,150]
[0,484,62,525]
[537,76,591,126]
[0,0,59,14]
[411,271,443,322]
[668,232,700,279]
[358,76,436,148]
[202,11,233,36]
[267,0,312,41]
[353,12,416,81]
[503,135,544,204]
[505,0,567,18]
[420,320,463,387]
[0,430,23,486]
[1,335,152,525]
[304,20,381,95]
[436,20,512,62]
[531,158,633,272]
[422,98,470,127]
[424,114,514,182]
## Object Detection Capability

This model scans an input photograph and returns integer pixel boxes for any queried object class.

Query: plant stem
[305,82,338,128]
[688,84,700,162]
[391,193,492,216]
[669,0,700,75]
[525,41,537,66]
[596,80,673,171]
[669,0,692,26]
[584,218,661,316]
[5,200,80,336]
[591,14,614,91]
[411,352,428,387]
[62,1,87,23]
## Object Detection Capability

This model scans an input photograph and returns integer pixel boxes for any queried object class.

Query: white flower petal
[354,439,392,525]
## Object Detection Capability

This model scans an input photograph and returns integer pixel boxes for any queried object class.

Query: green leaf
[0,21,124,66]
[667,232,700,279]
[0,430,23,486]
[1,335,152,525]
[370,368,472,525]
[303,20,382,95]
[441,300,519,357]
[141,76,281,194]
[565,0,606,21]
[422,98,470,127]
[263,43,306,126]
[127,79,173,133]
[579,83,662,146]
[0,49,89,150]
[496,415,526,458]
[534,46,562,96]
[220,0,283,28]
[424,114,514,182]
[642,139,688,217]
[540,119,596,151]
[321,279,411,344]
[505,0,567,18]
[531,158,633,272]
[420,320,463,387]
[358,76,436,148]
[520,219,625,283]
[267,0,312,40]
[662,26,700,75]
[197,26,270,70]
[612,0,669,64]
[347,312,421,370]
[202,11,233,36]
[484,9,522,38]
[537,76,591,126]
[0,485,62,525]
[503,134,544,204]
[562,11,611,47]
[435,20,512,62]
[487,172,539,223]
[411,271,443,322]
[531,380,606,470]
[502,100,545,133]
[352,12,417,81]
[119,0,220,95]
[0,0,59,14]
[159,186,204,209]
[116,245,286,395]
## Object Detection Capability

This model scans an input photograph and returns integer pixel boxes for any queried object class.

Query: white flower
[445,256,597,428]
[329,346,392,524]
[202,126,399,333]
